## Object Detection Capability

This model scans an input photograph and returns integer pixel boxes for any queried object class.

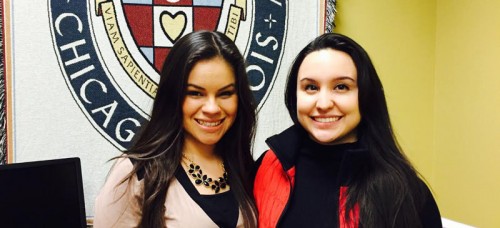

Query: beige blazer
[93,158,243,227]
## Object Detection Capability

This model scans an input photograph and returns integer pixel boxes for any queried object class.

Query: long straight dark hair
[122,31,257,227]
[285,33,426,227]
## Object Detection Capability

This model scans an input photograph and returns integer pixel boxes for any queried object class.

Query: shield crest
[121,0,224,73]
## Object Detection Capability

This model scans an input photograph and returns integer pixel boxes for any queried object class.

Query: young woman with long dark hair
[253,33,441,227]
[94,30,257,227]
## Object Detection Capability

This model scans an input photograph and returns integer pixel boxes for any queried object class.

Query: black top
[280,137,359,227]
[175,166,239,228]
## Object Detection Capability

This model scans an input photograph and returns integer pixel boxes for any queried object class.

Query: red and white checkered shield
[121,0,224,72]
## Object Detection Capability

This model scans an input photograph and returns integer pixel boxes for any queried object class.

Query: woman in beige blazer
[94,30,257,228]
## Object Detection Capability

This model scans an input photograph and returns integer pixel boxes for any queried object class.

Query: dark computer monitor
[0,157,86,228]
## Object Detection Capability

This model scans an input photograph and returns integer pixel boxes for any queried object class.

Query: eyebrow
[186,83,236,91]
[299,76,356,83]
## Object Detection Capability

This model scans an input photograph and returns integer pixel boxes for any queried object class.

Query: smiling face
[296,49,361,145]
[182,57,238,149]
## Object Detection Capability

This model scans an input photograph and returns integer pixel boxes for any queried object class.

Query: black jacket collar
[265,125,306,171]
[265,124,371,184]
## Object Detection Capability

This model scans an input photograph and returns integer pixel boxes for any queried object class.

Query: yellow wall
[335,0,437,182]
[335,0,500,227]
[434,1,500,227]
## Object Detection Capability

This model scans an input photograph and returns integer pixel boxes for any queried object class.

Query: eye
[334,84,349,91]
[186,90,203,97]
[219,90,236,98]
[304,84,319,91]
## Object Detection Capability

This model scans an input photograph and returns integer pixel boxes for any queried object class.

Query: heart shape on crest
[160,11,187,43]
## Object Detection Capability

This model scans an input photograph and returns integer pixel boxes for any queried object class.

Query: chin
[311,135,337,144]
[199,137,222,146]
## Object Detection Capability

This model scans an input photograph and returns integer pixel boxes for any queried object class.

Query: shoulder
[106,157,136,185]
[254,150,279,171]
[254,150,269,169]
[254,149,293,184]
[418,181,442,227]
[113,157,134,172]
[96,157,141,202]
[93,157,142,227]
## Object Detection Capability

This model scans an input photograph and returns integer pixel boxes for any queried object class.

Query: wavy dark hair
[122,31,257,227]
[285,33,426,227]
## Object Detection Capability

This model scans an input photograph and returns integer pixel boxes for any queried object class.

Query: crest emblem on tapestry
[49,0,288,150]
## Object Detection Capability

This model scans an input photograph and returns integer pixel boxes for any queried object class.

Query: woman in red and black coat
[253,33,442,228]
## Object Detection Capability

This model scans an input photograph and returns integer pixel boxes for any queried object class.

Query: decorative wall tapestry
[1,0,336,216]
[0,2,6,165]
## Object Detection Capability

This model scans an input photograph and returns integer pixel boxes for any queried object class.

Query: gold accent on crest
[236,0,247,20]
[97,1,158,98]
[225,1,247,41]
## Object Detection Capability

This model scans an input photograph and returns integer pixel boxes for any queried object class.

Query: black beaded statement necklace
[182,154,229,193]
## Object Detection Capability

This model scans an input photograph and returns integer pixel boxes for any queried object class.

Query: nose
[316,91,334,111]
[202,97,221,114]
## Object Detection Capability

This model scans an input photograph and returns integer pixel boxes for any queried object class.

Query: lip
[310,116,341,128]
[311,115,341,122]
[195,118,225,132]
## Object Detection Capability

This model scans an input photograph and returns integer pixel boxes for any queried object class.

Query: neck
[182,139,220,162]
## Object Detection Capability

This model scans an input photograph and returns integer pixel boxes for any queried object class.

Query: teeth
[197,120,222,127]
[314,117,340,123]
